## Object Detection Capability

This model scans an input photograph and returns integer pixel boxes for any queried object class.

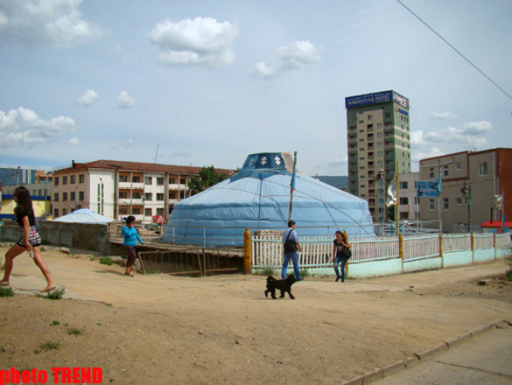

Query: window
[443,166,448,177]
[119,175,128,182]
[79,174,84,183]
[443,198,449,210]
[144,193,152,201]
[63,176,68,185]
[456,197,462,205]
[399,197,408,205]
[399,181,408,189]
[377,133,383,138]
[145,177,152,185]
[377,123,382,128]
[414,197,420,204]
[54,209,59,217]
[132,176,141,183]
[429,199,435,211]
[63,209,68,215]
[79,191,84,201]
[132,208,141,215]
[377,142,383,147]
[385,112,391,118]
[378,151,383,157]
[38,189,42,196]
[429,168,434,178]
[180,178,187,185]
[169,192,176,199]
[157,193,164,201]
[62,192,68,201]
[119,207,128,215]
[478,162,488,176]
[456,162,462,171]
[156,208,164,215]
[119,191,128,199]
[145,208,152,216]
[157,177,164,185]
[54,193,59,201]
[70,175,76,184]
[169,177,176,184]
[368,115,372,121]
[133,192,142,199]
[70,192,76,201]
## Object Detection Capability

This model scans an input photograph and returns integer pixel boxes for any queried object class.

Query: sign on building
[417,181,441,197]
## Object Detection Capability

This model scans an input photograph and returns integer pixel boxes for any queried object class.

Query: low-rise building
[51,160,235,223]
[419,148,512,233]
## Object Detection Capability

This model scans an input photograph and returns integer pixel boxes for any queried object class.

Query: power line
[397,0,512,100]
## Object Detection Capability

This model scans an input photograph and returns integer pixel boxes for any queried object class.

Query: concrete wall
[0,221,112,255]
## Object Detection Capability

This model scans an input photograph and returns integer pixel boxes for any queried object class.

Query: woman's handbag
[341,247,352,259]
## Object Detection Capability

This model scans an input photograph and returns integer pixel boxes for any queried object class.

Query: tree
[188,166,228,195]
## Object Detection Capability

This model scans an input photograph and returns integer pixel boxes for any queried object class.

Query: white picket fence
[252,232,512,269]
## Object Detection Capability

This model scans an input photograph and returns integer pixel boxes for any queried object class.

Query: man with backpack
[282,220,303,281]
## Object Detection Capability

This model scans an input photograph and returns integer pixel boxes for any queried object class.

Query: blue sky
[0,0,511,176]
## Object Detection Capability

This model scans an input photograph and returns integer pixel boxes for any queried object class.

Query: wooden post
[399,234,404,272]
[244,227,252,274]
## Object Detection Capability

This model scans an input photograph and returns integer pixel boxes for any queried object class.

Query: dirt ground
[1,245,512,385]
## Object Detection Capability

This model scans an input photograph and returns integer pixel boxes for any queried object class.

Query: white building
[52,160,235,223]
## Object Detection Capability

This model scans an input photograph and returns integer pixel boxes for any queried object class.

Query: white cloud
[0,107,76,147]
[117,91,136,109]
[111,139,133,149]
[431,111,458,120]
[0,0,103,48]
[147,17,238,67]
[411,120,492,161]
[68,137,81,145]
[251,40,321,78]
[77,89,99,106]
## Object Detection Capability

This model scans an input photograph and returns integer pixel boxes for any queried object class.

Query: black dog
[265,275,296,300]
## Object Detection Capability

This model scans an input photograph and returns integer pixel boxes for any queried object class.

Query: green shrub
[0,287,14,297]
[39,342,59,351]
[46,287,65,300]
[99,256,113,266]
[506,270,512,282]
[50,320,60,326]
[67,328,83,336]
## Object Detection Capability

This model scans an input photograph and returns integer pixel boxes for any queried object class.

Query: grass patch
[99,256,113,266]
[39,342,60,351]
[46,287,65,300]
[300,268,310,278]
[506,270,512,282]
[0,287,14,297]
[67,328,83,336]
[254,267,276,276]
[50,320,60,326]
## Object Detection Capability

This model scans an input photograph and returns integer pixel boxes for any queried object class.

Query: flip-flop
[0,281,10,287]
[40,285,56,293]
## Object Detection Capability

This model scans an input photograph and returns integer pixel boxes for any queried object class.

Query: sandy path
[1,246,511,384]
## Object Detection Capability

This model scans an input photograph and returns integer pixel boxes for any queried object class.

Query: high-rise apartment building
[345,90,411,222]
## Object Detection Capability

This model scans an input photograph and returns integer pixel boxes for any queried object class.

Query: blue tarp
[163,153,375,246]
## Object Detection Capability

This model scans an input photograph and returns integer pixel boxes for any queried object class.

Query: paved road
[371,325,512,385]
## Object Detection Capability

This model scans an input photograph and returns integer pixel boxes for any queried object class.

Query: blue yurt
[163,152,374,246]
